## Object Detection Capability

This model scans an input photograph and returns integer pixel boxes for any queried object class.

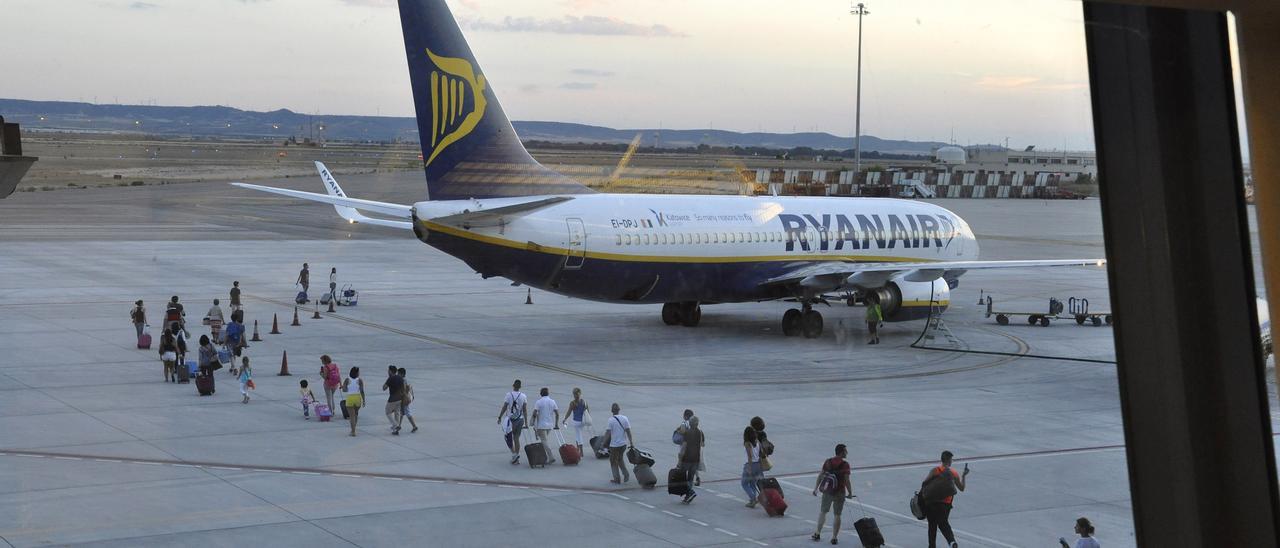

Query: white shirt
[607,414,631,447]
[504,391,527,420]
[532,396,558,429]
[1075,538,1100,548]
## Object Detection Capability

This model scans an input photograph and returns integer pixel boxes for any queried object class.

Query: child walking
[238,357,253,404]
[300,379,317,419]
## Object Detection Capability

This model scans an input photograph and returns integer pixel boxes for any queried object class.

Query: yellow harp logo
[425,48,487,167]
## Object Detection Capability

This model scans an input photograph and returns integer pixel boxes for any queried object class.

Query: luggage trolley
[985,296,1063,326]
[337,284,358,306]
[1068,297,1113,326]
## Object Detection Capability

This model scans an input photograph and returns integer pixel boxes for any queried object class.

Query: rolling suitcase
[137,331,152,349]
[315,404,332,422]
[759,487,787,516]
[556,430,580,465]
[174,359,191,383]
[667,467,690,496]
[589,434,610,459]
[757,477,784,498]
[295,291,308,304]
[196,372,215,396]
[634,463,657,488]
[525,439,549,468]
[854,498,885,547]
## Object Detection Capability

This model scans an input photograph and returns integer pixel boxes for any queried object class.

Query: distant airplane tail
[398,0,593,200]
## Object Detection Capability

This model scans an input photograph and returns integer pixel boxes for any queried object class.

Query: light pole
[851,2,869,175]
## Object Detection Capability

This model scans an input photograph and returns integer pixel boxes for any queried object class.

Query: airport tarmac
[0,175,1272,547]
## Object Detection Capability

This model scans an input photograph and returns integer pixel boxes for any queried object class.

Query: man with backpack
[497,380,528,465]
[920,450,969,548]
[165,296,187,336]
[811,444,854,544]
[319,355,341,414]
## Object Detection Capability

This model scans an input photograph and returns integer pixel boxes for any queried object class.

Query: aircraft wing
[230,182,414,230]
[760,258,1106,288]
[427,197,573,228]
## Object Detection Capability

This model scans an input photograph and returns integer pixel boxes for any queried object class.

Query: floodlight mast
[851,2,870,174]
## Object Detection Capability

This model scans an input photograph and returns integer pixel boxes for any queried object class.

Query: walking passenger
[158,326,177,382]
[751,416,774,459]
[1060,517,1100,548]
[497,380,528,464]
[866,296,883,345]
[606,403,634,484]
[224,314,245,358]
[532,387,560,464]
[398,368,418,433]
[679,416,704,504]
[131,300,147,340]
[166,296,187,335]
[238,357,253,404]
[812,444,854,544]
[174,327,189,373]
[297,263,310,295]
[300,379,316,419]
[674,409,701,485]
[319,355,341,413]
[197,335,217,376]
[328,267,338,302]
[229,281,242,312]
[342,367,365,437]
[741,427,764,508]
[382,365,405,435]
[921,450,969,548]
[562,387,588,455]
[205,299,225,343]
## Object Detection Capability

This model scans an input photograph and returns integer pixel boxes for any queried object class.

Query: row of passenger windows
[612,230,948,246]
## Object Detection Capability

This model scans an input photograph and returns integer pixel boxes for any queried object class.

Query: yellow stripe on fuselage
[422,220,944,265]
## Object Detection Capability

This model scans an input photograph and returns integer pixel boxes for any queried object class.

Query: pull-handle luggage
[853,497,885,547]
[667,467,691,496]
[634,463,657,488]
[555,429,580,465]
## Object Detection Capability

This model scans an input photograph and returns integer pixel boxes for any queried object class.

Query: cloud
[130,1,158,9]
[560,82,597,90]
[975,75,1088,92]
[518,84,541,94]
[570,68,615,78]
[465,15,686,37]
[339,0,394,6]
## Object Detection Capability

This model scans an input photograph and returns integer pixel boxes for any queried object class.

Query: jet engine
[869,278,950,322]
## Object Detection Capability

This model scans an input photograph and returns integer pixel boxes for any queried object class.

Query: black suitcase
[634,464,657,488]
[854,516,885,547]
[525,440,548,468]
[667,467,689,496]
[195,373,215,396]
[589,435,609,459]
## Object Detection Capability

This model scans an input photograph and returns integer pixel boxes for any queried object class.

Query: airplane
[233,0,1105,340]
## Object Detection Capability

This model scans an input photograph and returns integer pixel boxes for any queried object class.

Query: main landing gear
[781,301,823,339]
[662,302,702,327]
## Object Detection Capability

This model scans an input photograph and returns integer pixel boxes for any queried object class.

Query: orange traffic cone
[278,350,291,376]
[270,314,281,334]
[312,301,322,319]
[251,320,262,341]
[291,307,301,326]
[525,288,533,305]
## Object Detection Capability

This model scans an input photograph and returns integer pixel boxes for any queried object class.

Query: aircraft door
[565,218,586,269]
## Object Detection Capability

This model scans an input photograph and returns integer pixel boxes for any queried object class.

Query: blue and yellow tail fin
[398,0,593,200]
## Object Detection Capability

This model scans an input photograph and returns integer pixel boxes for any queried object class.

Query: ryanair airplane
[234,0,1104,339]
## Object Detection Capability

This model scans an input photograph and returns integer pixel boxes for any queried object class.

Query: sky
[2,0,1100,149]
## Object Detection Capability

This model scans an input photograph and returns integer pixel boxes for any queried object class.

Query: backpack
[920,466,959,504]
[324,364,341,387]
[508,392,525,420]
[818,457,843,495]
[130,307,141,322]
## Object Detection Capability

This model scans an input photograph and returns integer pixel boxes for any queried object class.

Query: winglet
[313,162,414,230]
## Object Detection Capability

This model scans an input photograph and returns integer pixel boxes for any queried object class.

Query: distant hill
[0,98,944,154]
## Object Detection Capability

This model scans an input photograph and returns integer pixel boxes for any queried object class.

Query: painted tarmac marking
[135,461,162,466]
[52,456,81,461]
[612,494,630,500]
[541,488,571,492]
[209,466,242,471]
[457,481,486,486]
[16,454,45,458]
[417,479,444,484]
[172,464,199,468]
[747,539,769,546]
[634,502,656,509]
[688,519,709,527]
[292,471,322,475]
[662,510,683,518]
[714,528,739,537]
[332,474,362,478]
[93,459,121,463]
[252,469,281,473]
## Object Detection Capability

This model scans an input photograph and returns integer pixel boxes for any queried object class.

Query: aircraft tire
[679,303,701,327]
[782,309,802,336]
[662,303,680,325]
[801,310,823,339]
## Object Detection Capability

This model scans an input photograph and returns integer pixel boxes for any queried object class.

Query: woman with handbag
[158,327,178,382]
[741,427,765,508]
[562,387,590,455]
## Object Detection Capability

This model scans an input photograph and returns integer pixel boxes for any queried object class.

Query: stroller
[337,284,358,306]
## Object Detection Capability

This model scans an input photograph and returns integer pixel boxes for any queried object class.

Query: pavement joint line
[662,510,684,518]
[714,528,740,537]
[688,519,709,527]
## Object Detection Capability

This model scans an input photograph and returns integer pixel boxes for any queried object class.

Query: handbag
[582,408,594,428]
[910,491,926,520]
[760,454,773,472]
[246,379,256,390]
